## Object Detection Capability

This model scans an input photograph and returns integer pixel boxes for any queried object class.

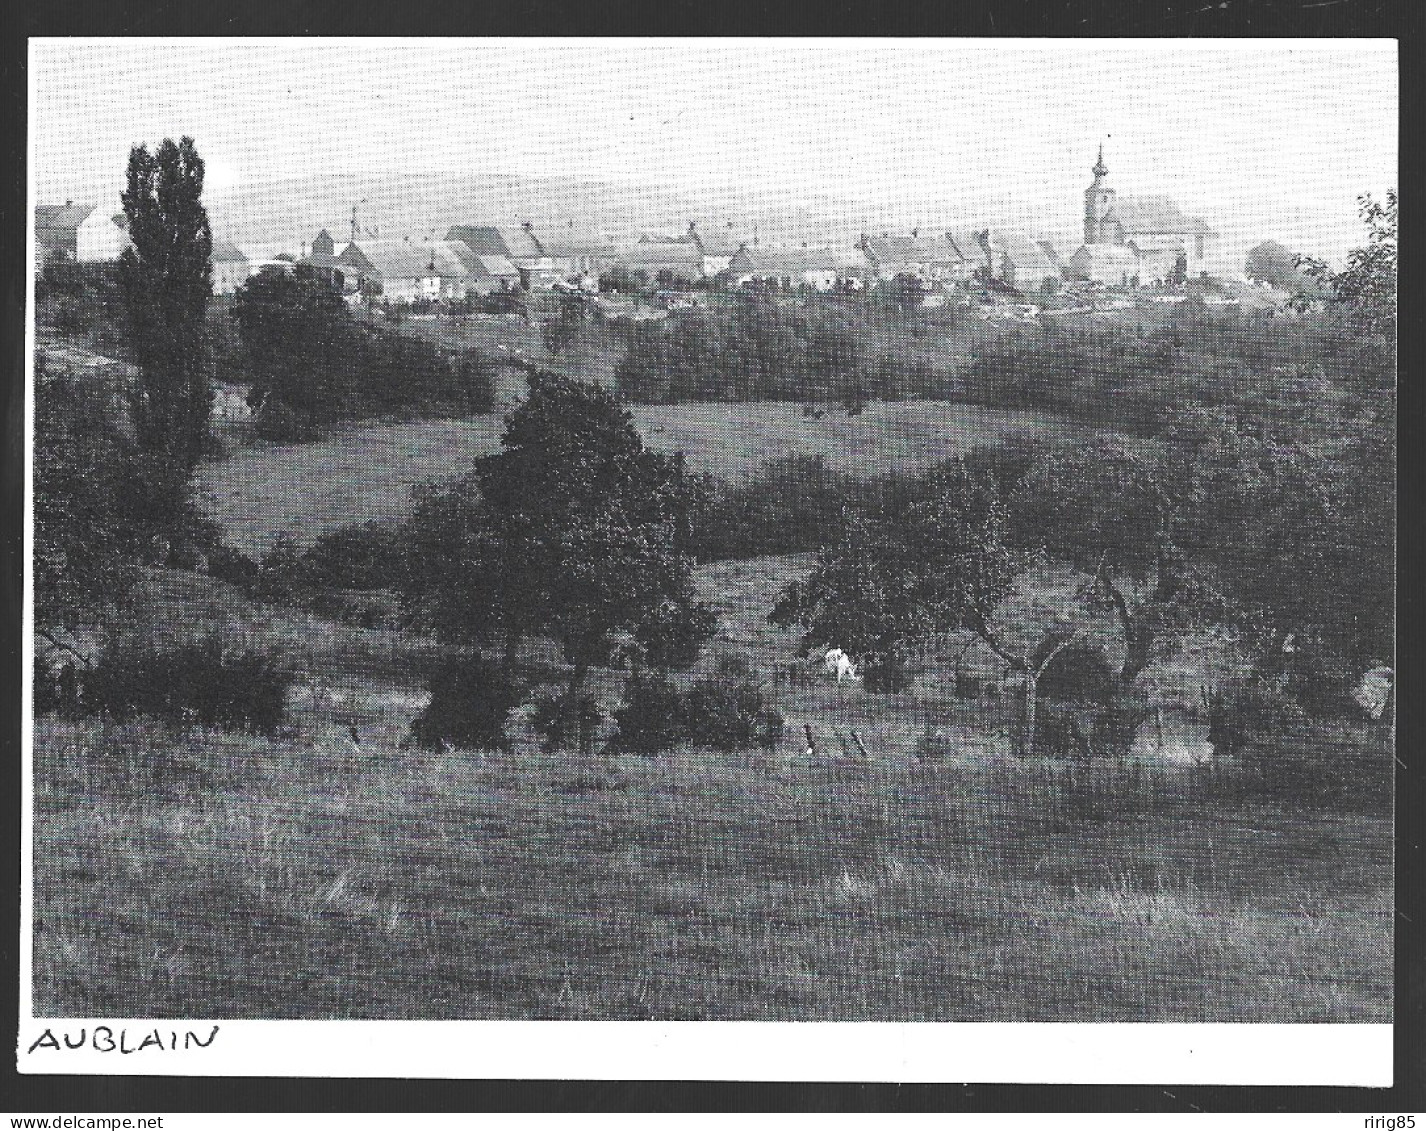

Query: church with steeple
[1068,146,1217,286]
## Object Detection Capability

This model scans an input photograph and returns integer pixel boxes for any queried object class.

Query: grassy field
[199,400,1102,554]
[32,563,1393,1021]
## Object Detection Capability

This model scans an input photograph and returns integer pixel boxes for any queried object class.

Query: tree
[1297,190,1397,339]
[117,136,213,538]
[401,372,715,748]
[1009,438,1208,690]
[233,267,353,422]
[1245,240,1308,290]
[32,359,143,663]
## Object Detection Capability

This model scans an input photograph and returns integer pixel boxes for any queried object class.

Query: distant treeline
[610,287,1385,438]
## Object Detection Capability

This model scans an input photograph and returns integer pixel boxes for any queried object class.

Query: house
[297,228,351,290]
[1067,242,1139,287]
[946,229,991,281]
[35,202,131,264]
[210,239,251,294]
[617,237,705,285]
[858,233,967,284]
[339,239,472,302]
[724,247,827,291]
[687,221,755,277]
[446,242,521,294]
[1126,237,1189,286]
[983,230,1061,293]
[447,223,554,289]
[538,221,619,280]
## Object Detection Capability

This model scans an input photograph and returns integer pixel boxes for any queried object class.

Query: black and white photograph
[21,37,1397,1083]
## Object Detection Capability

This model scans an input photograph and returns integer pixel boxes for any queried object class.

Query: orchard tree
[402,372,715,748]
[1008,437,1212,690]
[117,136,213,538]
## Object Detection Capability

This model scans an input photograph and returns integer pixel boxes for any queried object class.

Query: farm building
[35,202,132,265]
[447,223,556,289]
[946,228,991,280]
[210,239,251,294]
[339,239,472,302]
[617,236,705,285]
[687,221,755,276]
[1066,242,1139,286]
[538,221,619,280]
[447,243,521,293]
[983,229,1061,293]
[729,246,860,291]
[858,233,968,283]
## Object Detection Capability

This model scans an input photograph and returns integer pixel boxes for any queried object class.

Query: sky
[30,39,1398,266]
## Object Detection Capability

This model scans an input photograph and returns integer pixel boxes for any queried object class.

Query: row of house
[37,152,1217,301]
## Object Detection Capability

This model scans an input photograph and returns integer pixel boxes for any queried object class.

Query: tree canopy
[117,135,213,537]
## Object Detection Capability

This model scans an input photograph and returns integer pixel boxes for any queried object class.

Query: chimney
[912,227,919,238]
[65,199,73,207]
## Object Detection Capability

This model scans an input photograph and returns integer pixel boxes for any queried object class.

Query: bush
[253,533,317,605]
[254,399,323,442]
[682,672,778,752]
[530,691,606,756]
[1205,677,1308,772]
[607,671,686,754]
[302,521,406,590]
[81,635,294,735]
[409,655,521,752]
[207,542,261,588]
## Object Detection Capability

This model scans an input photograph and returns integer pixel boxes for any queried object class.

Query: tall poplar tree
[117,136,213,539]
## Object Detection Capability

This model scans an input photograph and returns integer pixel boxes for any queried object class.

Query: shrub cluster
[80,635,294,735]
[409,655,522,751]
[607,668,783,755]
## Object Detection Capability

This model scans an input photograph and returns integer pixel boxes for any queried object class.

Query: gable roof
[946,229,989,262]
[1071,243,1138,264]
[36,203,99,230]
[447,224,545,261]
[446,241,519,279]
[861,234,964,266]
[211,239,248,263]
[690,224,753,257]
[1108,195,1215,237]
[738,247,846,277]
[986,230,1056,271]
[538,223,616,258]
[619,239,704,272]
[341,239,471,280]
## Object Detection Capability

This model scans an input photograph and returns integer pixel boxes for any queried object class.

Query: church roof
[1108,195,1215,237]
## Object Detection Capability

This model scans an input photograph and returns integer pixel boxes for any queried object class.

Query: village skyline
[31,39,1397,270]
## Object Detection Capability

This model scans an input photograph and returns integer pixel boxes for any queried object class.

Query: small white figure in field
[824,647,860,683]
[1353,665,1394,720]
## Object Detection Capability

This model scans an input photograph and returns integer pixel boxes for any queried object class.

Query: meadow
[199,400,1101,554]
[32,562,1393,1021]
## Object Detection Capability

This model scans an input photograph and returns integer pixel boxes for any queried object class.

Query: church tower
[1084,146,1117,245]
